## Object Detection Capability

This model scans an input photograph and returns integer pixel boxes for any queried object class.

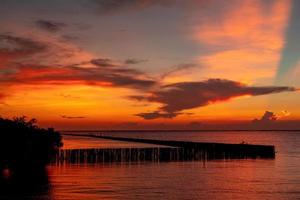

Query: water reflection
[46,160,296,200]
[1,131,299,199]
[0,167,52,199]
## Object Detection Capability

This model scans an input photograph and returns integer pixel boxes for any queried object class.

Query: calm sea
[2,131,300,199]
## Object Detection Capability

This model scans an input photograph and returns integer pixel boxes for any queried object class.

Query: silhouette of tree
[0,116,63,172]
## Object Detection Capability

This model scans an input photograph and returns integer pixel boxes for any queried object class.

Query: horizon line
[60,129,300,132]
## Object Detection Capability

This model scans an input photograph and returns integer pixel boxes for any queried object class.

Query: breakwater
[54,134,275,164]
[55,147,179,164]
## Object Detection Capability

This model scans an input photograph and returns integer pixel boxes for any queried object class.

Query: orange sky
[0,0,300,129]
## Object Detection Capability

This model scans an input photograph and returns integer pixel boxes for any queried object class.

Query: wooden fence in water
[53,134,275,164]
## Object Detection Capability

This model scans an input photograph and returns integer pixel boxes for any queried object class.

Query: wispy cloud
[35,20,66,32]
[281,110,291,117]
[0,34,47,57]
[161,63,198,80]
[91,0,177,15]
[91,58,116,67]
[0,32,92,69]
[124,58,148,65]
[61,115,86,119]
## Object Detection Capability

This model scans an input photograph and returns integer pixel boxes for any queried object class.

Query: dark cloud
[35,20,66,32]
[128,95,148,101]
[0,34,46,56]
[135,111,179,120]
[125,58,148,65]
[92,0,177,14]
[61,115,85,119]
[153,79,295,113]
[252,111,277,124]
[260,111,277,121]
[90,58,116,67]
[251,111,279,129]
[134,79,297,119]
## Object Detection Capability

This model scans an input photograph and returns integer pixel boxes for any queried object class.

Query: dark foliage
[0,116,63,171]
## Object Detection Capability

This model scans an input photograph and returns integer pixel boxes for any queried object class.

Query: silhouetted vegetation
[0,116,63,172]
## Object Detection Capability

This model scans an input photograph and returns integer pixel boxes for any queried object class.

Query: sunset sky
[1,0,300,129]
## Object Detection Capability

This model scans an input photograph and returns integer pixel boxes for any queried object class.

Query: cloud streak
[161,63,198,80]
[135,111,179,120]
[3,61,156,90]
[124,58,148,65]
[61,115,86,119]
